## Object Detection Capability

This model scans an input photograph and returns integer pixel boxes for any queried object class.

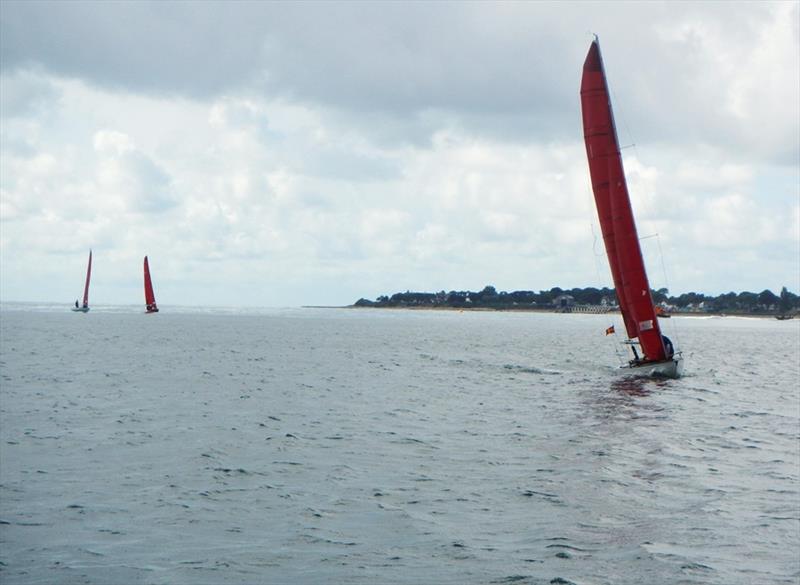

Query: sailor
[75,300,79,308]
[662,335,674,358]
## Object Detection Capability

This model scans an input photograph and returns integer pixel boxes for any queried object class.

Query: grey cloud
[0,70,61,119]
[124,152,176,213]
[94,143,177,213]
[1,0,267,97]
[0,1,575,111]
[1,1,796,159]
[290,146,401,183]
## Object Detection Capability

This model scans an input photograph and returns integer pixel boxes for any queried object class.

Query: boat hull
[71,307,90,313]
[620,355,683,379]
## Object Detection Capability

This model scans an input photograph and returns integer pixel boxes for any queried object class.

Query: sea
[1,304,798,585]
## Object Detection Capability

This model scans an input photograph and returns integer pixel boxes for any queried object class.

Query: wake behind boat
[580,37,683,378]
[71,250,92,313]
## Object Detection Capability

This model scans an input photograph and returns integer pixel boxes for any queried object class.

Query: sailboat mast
[581,38,666,362]
[144,256,158,312]
[82,250,92,307]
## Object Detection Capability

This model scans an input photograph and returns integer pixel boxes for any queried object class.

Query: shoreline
[307,305,791,319]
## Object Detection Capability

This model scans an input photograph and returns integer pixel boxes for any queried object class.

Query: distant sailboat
[655,305,671,318]
[71,250,92,313]
[144,256,159,313]
[580,37,683,378]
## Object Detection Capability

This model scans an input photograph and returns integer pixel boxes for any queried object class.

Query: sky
[1,0,798,308]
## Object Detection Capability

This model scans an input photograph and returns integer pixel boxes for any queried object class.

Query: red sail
[143,256,158,312]
[580,39,665,361]
[82,250,92,307]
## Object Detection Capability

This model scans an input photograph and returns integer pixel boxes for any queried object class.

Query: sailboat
[143,256,159,313]
[580,37,683,378]
[71,250,92,313]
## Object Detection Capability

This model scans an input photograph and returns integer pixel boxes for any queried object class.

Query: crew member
[662,335,674,358]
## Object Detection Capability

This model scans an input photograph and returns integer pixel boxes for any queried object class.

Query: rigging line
[609,78,639,161]
[587,183,609,279]
[655,234,671,292]
[606,323,634,367]
[611,327,627,366]
[591,222,606,258]
[590,223,614,301]
[583,130,622,364]
[591,222,624,363]
[655,233,682,348]
[606,56,647,171]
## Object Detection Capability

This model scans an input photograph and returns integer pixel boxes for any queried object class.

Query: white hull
[620,354,683,379]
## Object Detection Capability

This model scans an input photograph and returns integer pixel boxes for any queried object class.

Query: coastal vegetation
[354,285,799,316]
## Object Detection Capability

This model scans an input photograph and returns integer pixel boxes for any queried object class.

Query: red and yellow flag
[605,325,615,336]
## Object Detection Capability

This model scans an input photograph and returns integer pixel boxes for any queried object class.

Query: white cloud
[650,1,798,163]
[93,130,176,213]
[0,1,798,305]
[93,130,135,155]
[0,69,61,120]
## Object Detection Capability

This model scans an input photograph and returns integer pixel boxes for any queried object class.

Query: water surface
[1,306,798,584]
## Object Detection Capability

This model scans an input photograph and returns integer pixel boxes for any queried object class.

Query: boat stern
[621,354,683,379]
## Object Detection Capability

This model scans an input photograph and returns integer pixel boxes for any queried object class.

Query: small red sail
[580,39,665,362]
[143,256,159,313]
[82,250,92,308]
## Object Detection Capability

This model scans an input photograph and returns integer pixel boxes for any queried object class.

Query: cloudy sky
[1,1,798,307]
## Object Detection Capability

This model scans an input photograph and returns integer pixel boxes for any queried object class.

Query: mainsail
[144,256,158,313]
[580,38,666,362]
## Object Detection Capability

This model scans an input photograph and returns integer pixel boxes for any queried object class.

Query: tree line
[354,285,799,315]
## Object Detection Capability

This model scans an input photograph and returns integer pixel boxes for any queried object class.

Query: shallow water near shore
[1,305,798,584]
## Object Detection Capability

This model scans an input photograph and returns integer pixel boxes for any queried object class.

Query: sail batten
[580,39,666,362]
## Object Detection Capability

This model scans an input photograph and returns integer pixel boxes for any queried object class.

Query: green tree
[737,291,758,311]
[714,292,738,311]
[652,288,669,304]
[779,286,795,314]
[758,289,779,309]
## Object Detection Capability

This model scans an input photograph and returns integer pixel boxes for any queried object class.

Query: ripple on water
[0,309,798,585]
